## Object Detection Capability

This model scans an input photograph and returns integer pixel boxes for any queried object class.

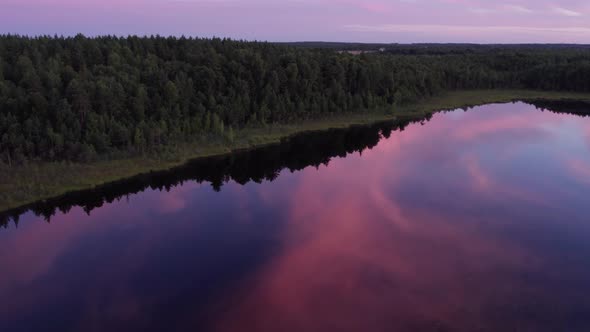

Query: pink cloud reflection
[1,102,589,330]
[567,159,590,185]
[208,103,582,332]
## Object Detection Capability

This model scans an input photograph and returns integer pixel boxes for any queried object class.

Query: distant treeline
[1,35,590,163]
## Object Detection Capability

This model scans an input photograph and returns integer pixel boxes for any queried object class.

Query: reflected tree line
[0,117,420,227]
[526,99,590,117]
[1,99,588,228]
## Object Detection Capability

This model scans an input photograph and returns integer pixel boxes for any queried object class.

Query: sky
[2,0,590,43]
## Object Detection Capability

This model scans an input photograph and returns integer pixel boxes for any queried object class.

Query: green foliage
[1,35,590,164]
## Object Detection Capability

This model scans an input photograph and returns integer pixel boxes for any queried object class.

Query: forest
[1,34,590,164]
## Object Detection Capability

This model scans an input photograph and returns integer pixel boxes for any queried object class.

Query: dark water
[1,102,590,332]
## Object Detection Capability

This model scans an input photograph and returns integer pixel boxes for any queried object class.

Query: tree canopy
[1,35,589,164]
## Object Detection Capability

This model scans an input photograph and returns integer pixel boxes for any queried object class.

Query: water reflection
[1,101,590,332]
[0,119,409,227]
[1,99,588,227]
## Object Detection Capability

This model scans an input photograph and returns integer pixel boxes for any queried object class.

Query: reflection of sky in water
[1,102,590,332]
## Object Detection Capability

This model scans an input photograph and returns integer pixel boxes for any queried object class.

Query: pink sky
[1,0,590,43]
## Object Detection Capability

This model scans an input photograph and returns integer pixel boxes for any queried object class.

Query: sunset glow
[2,0,589,42]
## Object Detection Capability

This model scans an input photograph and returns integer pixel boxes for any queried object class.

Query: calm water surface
[1,102,590,332]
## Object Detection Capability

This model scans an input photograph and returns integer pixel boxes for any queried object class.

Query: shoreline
[2,89,590,213]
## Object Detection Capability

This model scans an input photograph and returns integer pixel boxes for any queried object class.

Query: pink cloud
[567,159,590,185]
[1,0,589,42]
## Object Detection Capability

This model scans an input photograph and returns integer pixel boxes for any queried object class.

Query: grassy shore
[2,89,590,212]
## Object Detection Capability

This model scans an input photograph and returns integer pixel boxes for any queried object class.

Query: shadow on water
[1,99,588,227]
[0,117,425,227]
[525,98,590,117]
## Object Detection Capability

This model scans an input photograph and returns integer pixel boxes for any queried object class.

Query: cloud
[553,7,582,17]
[3,0,590,42]
[469,7,496,14]
[504,4,533,14]
[343,24,590,35]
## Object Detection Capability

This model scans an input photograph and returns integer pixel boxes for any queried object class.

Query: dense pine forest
[1,35,590,164]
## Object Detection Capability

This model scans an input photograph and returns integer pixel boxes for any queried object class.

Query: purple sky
[2,0,590,43]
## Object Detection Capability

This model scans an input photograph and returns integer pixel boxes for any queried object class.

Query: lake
[1,101,590,332]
